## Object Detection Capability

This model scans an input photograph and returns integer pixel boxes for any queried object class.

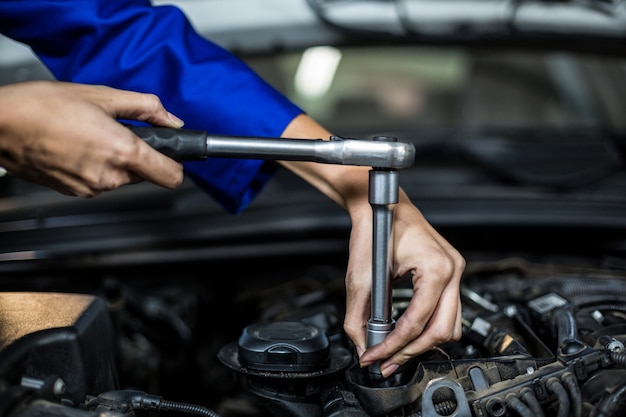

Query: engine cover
[0,292,118,405]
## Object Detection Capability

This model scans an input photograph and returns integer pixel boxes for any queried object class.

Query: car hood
[164,0,626,55]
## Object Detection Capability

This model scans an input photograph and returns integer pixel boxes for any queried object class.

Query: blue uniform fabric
[0,0,304,214]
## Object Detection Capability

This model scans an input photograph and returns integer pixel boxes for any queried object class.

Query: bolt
[53,378,67,397]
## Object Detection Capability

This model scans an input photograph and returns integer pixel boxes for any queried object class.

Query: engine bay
[1,253,625,417]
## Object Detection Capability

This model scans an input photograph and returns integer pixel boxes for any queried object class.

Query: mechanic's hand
[0,80,185,197]
[279,114,465,377]
[344,192,464,378]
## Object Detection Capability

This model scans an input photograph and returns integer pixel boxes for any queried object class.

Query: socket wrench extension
[366,136,399,377]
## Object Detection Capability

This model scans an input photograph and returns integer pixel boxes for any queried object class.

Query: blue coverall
[0,0,304,213]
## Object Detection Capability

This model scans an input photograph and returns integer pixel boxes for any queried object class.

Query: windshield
[245,45,626,134]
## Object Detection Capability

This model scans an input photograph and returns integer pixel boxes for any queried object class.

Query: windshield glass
[246,45,626,134]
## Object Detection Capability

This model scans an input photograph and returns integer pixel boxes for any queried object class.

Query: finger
[97,86,185,128]
[358,258,459,364]
[343,297,369,357]
[29,168,102,198]
[400,287,461,357]
[378,287,462,377]
[453,296,463,339]
[343,225,374,356]
[359,283,440,366]
[126,171,144,185]
[121,128,184,189]
[343,268,373,357]
[69,115,183,191]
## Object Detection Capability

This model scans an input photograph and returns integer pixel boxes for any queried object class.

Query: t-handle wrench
[366,136,399,378]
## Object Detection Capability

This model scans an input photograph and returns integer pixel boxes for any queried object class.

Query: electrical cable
[159,399,222,417]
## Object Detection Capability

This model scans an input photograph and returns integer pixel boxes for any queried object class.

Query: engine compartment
[1,253,625,417]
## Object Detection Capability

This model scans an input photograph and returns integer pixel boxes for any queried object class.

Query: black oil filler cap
[237,321,330,372]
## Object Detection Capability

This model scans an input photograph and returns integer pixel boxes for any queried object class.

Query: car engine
[1,254,625,417]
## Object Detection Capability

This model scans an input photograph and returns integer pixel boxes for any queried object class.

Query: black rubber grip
[127,125,208,161]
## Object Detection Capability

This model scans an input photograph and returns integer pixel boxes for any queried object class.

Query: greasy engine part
[213,259,626,417]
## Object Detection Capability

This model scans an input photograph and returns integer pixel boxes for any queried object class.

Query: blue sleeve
[0,0,304,214]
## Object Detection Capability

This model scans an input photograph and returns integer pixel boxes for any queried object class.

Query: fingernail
[167,112,185,128]
[380,363,399,378]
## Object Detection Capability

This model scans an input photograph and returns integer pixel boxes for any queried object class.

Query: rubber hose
[561,372,582,417]
[547,377,570,417]
[553,308,577,345]
[593,381,626,417]
[610,351,626,368]
[520,387,545,417]
[506,393,534,417]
